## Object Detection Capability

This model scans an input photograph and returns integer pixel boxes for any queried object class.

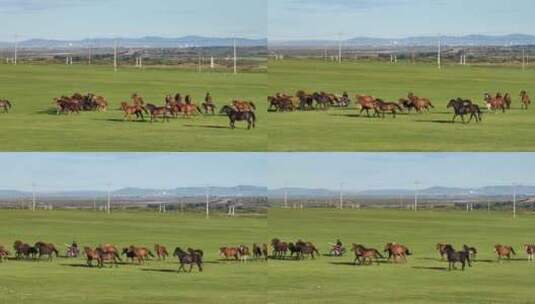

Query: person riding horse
[66,241,80,258]
[330,239,345,256]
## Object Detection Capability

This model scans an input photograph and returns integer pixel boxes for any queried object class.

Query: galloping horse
[220,105,256,130]
[436,243,452,260]
[84,247,120,268]
[524,244,535,262]
[356,95,379,117]
[520,90,531,110]
[384,243,411,263]
[183,95,203,118]
[271,238,288,259]
[352,244,383,265]
[154,244,169,260]
[121,102,147,121]
[444,245,471,271]
[463,245,477,260]
[0,99,12,113]
[447,99,482,124]
[375,99,403,118]
[146,103,171,123]
[34,241,59,261]
[495,244,516,261]
[219,247,240,260]
[13,241,37,259]
[484,93,507,113]
[0,246,10,262]
[122,246,154,264]
[407,93,434,112]
[174,247,203,273]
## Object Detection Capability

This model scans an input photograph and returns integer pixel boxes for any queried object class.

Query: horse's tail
[374,249,384,259]
[511,247,516,255]
[148,251,155,257]
[249,102,256,110]
[405,248,412,256]
[428,101,435,108]
[196,105,203,114]
[6,100,11,109]
[250,111,256,122]
[114,252,122,261]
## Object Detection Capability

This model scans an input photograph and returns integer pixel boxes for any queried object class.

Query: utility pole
[414,181,420,212]
[233,38,237,75]
[522,49,526,71]
[513,183,517,219]
[437,35,441,69]
[113,40,118,72]
[338,33,342,63]
[107,183,111,214]
[339,183,344,209]
[205,185,210,219]
[32,183,36,212]
[284,187,288,208]
[88,45,92,65]
[14,34,18,65]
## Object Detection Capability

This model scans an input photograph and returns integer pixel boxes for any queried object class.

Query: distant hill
[270,34,535,48]
[269,185,535,199]
[0,186,267,200]
[0,36,267,49]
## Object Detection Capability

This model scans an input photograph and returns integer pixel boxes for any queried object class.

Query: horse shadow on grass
[411,266,448,272]
[329,260,390,266]
[36,108,64,116]
[183,124,229,130]
[140,268,179,273]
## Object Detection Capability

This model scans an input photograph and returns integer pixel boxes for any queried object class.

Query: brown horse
[375,99,403,118]
[0,246,9,262]
[146,103,171,123]
[202,92,217,114]
[352,244,383,265]
[384,243,411,263]
[84,247,120,268]
[0,99,12,113]
[524,244,535,262]
[484,93,506,113]
[238,245,251,262]
[232,100,256,112]
[13,240,37,259]
[92,96,108,112]
[182,95,203,118]
[154,244,169,260]
[520,91,531,110]
[495,244,516,261]
[356,95,379,117]
[504,93,512,109]
[407,92,434,112]
[219,247,240,260]
[121,102,147,121]
[122,246,154,264]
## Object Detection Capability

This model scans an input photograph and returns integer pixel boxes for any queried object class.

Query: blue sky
[0,153,267,191]
[0,0,267,41]
[1,153,533,192]
[269,0,535,40]
[267,153,535,190]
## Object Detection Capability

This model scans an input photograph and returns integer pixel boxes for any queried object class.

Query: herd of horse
[268,90,532,124]
[1,239,534,273]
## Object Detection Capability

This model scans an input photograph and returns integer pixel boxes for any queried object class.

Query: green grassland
[0,64,267,151]
[0,210,267,304]
[267,60,535,151]
[268,208,535,304]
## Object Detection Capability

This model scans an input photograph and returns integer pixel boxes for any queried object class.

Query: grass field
[268,60,535,151]
[0,210,267,304]
[0,64,266,151]
[268,208,535,304]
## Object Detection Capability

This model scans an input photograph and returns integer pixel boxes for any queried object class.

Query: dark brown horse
[495,244,516,261]
[34,241,59,261]
[271,239,288,258]
[146,103,171,123]
[220,105,256,130]
[174,247,203,273]
[444,245,471,271]
[520,90,531,110]
[352,244,383,265]
[436,243,452,260]
[13,241,38,259]
[0,99,12,113]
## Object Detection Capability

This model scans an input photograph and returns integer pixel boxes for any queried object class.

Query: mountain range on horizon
[0,185,532,200]
[2,34,535,49]
[0,36,267,49]
[270,34,535,48]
